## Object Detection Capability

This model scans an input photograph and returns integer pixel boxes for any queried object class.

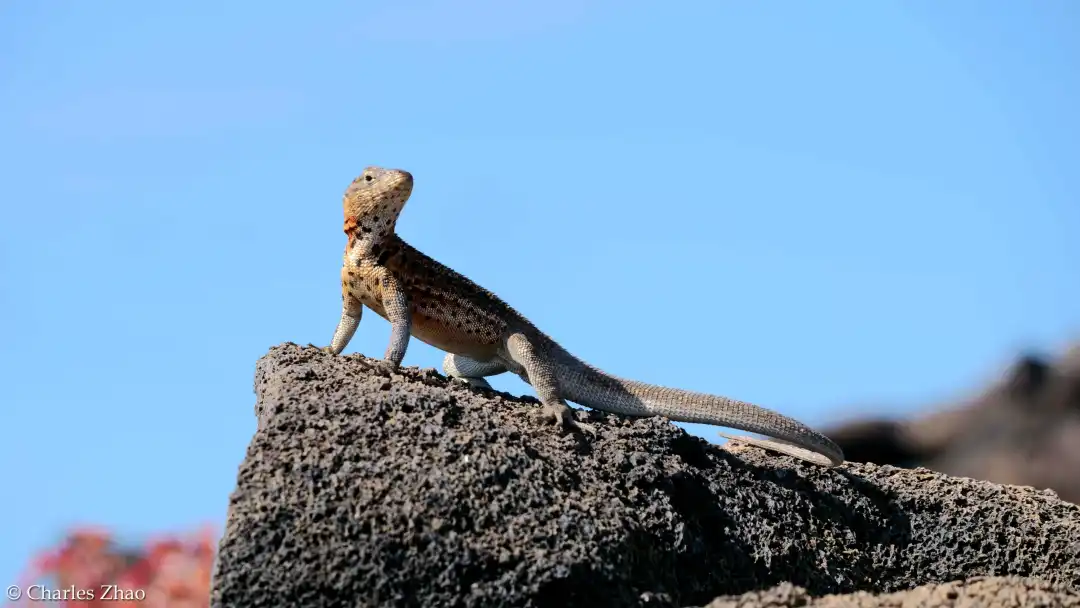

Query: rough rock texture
[825,341,1080,503]
[212,343,1080,608]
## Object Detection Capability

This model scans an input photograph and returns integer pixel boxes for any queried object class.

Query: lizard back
[344,235,543,359]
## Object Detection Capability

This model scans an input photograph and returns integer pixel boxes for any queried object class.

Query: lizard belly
[408,312,501,360]
[351,286,498,358]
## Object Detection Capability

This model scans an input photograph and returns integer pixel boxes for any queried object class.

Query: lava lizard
[321,166,845,467]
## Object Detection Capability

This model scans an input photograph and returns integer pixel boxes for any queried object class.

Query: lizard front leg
[504,332,595,436]
[326,293,363,355]
[442,354,508,389]
[377,270,412,368]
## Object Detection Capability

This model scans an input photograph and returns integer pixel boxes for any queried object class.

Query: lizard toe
[526,405,563,430]
[534,403,597,436]
[571,420,598,437]
[371,359,400,375]
[526,406,554,427]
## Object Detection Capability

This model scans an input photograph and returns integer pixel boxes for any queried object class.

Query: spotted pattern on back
[338,166,547,352]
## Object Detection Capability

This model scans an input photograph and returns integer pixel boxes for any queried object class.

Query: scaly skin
[324,166,845,467]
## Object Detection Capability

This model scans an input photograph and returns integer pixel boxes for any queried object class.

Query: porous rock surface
[211,343,1080,607]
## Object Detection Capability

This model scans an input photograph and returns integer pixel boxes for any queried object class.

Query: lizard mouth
[390,170,414,191]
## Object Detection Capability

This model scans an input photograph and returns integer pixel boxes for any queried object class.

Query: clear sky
[2,0,1078,587]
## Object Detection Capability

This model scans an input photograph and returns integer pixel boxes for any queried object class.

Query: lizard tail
[553,353,844,467]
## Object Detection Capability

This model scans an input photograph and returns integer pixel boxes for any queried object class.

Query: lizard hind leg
[503,333,596,436]
[442,353,507,390]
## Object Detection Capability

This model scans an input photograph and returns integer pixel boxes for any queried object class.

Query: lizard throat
[344,215,399,264]
[344,214,397,241]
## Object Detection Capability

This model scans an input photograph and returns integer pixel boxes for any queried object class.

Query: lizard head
[343,166,414,238]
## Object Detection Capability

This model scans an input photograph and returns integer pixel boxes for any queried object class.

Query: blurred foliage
[14,525,214,607]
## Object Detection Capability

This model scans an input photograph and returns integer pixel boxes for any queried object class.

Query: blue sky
[2,0,1078,586]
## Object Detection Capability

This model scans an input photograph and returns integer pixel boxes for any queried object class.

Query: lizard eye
[364,174,374,182]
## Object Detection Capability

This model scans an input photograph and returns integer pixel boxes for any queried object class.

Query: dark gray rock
[211,343,1080,608]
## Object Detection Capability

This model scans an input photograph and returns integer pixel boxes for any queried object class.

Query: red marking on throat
[343,215,359,236]
[344,215,360,252]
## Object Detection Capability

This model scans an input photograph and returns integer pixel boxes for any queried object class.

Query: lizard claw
[532,404,597,437]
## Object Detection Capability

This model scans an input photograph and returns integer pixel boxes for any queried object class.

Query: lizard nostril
[364,175,373,182]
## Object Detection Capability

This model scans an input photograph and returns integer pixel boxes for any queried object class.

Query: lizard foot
[572,420,598,437]
[370,358,401,375]
[532,403,597,437]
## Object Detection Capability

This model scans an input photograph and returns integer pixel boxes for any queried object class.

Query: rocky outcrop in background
[825,342,1080,504]
[703,577,1080,607]
[211,344,1080,607]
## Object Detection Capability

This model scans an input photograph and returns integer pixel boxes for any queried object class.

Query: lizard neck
[344,213,398,246]
[344,215,400,264]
